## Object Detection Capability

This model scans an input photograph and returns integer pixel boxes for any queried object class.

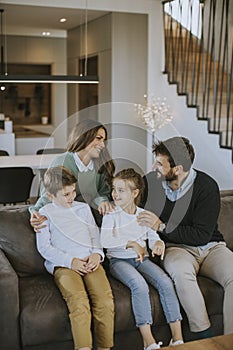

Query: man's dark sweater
[142,170,224,246]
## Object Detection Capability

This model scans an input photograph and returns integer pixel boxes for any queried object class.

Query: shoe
[169,339,184,346]
[144,341,163,350]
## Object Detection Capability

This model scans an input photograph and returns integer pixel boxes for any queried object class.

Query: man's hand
[71,257,89,276]
[85,253,101,272]
[30,211,47,232]
[126,240,146,263]
[137,210,162,231]
[98,201,114,215]
[152,240,165,260]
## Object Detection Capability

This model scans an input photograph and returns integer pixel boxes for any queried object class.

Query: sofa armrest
[0,249,21,350]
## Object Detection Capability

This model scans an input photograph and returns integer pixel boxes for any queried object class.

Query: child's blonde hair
[113,168,145,205]
[43,166,77,196]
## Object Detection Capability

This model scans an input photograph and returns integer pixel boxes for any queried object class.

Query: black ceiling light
[0,74,99,84]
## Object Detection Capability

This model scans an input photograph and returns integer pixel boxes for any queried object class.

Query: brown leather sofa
[0,191,233,350]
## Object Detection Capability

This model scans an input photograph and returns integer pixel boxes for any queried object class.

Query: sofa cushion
[197,276,224,315]
[19,274,72,347]
[218,196,233,251]
[108,274,166,333]
[0,206,46,277]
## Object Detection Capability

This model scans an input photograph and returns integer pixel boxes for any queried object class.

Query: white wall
[110,12,148,172]
[111,12,147,104]
[164,0,202,38]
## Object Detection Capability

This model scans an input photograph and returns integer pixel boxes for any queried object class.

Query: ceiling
[0,3,109,37]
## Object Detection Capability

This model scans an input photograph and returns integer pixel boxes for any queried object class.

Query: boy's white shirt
[101,206,161,259]
[36,201,104,274]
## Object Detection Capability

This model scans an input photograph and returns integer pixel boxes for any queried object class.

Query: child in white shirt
[101,168,183,350]
[36,166,114,350]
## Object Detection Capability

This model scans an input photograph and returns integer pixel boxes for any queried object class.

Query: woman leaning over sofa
[29,118,115,230]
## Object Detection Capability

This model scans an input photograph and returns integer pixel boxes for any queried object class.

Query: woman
[30,119,115,229]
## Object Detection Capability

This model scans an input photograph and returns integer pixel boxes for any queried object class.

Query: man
[137,136,233,339]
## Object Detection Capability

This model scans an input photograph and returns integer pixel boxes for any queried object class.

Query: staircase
[162,0,233,163]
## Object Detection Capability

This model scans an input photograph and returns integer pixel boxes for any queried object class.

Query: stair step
[195,99,233,112]
[166,57,229,71]
[180,88,232,104]
[176,78,231,92]
[166,68,230,87]
[190,93,233,105]
[220,131,233,148]
[198,112,233,121]
[208,117,233,132]
[203,104,233,115]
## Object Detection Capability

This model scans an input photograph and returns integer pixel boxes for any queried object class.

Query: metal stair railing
[162,0,233,163]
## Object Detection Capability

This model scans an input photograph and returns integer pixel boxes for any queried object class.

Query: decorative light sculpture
[135,94,173,142]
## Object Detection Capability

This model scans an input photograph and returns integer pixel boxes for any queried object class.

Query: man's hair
[114,168,145,205]
[152,137,195,171]
[43,166,77,196]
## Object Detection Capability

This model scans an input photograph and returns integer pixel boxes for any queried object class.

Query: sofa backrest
[218,195,233,251]
[0,194,232,277]
[0,206,46,277]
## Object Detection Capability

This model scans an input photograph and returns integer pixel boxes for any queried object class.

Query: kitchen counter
[12,125,54,155]
[13,125,51,138]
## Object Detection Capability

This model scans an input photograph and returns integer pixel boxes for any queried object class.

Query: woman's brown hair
[66,119,115,183]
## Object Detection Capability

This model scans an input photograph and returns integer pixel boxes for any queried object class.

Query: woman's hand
[152,240,165,260]
[85,253,101,272]
[137,210,161,231]
[30,211,47,232]
[98,201,114,215]
[126,240,146,263]
[71,257,88,276]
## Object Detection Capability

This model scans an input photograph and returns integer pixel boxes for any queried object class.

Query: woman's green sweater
[29,152,111,214]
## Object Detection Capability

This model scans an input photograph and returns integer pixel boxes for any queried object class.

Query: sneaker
[169,339,184,346]
[144,341,163,350]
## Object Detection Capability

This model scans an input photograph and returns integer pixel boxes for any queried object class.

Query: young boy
[36,165,114,350]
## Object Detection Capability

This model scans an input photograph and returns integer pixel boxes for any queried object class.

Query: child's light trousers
[54,265,114,349]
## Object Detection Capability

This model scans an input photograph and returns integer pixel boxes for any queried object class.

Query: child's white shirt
[101,206,161,259]
[36,201,104,274]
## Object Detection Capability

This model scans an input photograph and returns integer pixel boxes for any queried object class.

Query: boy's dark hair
[43,166,77,196]
[114,168,145,206]
[152,136,195,172]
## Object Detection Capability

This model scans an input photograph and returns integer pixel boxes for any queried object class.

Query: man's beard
[156,169,177,182]
[165,173,178,181]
